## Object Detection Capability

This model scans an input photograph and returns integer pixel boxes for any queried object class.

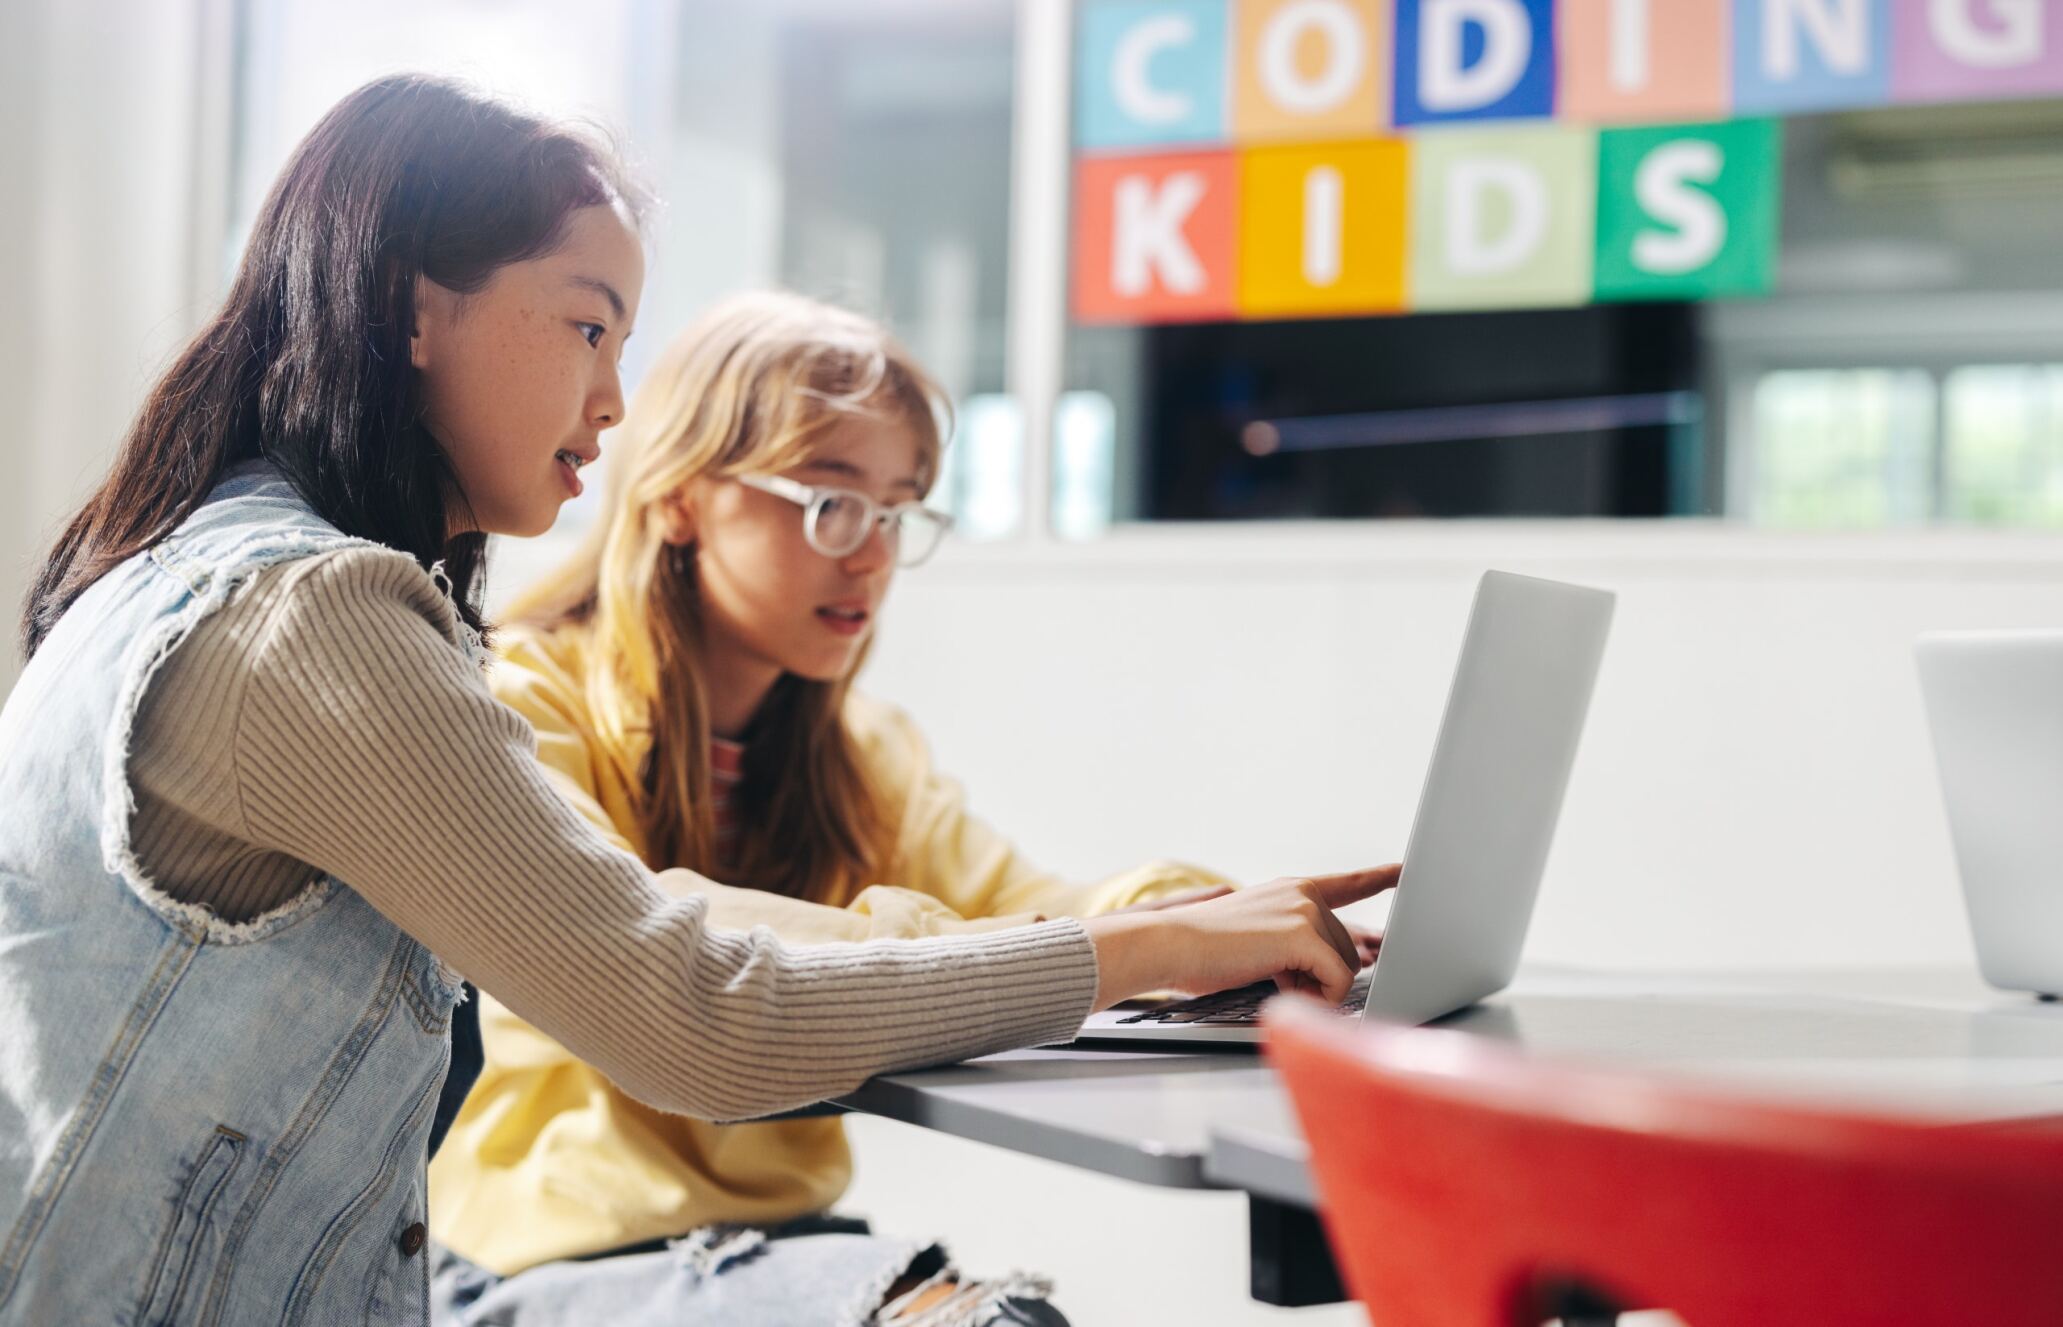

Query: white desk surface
[834,965,2063,1200]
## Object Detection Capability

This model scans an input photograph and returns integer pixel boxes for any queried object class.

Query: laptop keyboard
[1113,972,1372,1026]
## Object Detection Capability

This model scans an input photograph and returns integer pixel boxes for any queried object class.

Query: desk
[835,966,2063,1306]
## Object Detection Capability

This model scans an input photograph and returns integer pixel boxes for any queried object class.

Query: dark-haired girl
[0,75,1392,1326]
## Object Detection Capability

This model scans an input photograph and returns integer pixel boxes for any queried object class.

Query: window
[231,0,1021,547]
[1944,365,2063,527]
[1749,369,1936,528]
[710,0,1022,538]
[1745,363,2063,529]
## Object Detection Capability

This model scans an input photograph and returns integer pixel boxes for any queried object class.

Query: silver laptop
[1915,631,2063,1000]
[1073,570,1615,1046]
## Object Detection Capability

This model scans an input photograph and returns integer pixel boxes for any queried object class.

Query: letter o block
[1234,0,1395,140]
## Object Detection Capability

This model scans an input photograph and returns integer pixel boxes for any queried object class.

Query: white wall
[0,0,214,694]
[0,0,45,695]
[842,527,2063,971]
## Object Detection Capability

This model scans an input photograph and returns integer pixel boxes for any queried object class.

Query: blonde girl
[426,292,1384,1324]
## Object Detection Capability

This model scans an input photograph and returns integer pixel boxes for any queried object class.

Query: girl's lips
[815,607,869,638]
[557,453,584,499]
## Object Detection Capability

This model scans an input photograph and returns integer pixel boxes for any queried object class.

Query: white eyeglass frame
[734,472,955,566]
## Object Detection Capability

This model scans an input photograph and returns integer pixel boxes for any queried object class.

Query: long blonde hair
[510,291,948,903]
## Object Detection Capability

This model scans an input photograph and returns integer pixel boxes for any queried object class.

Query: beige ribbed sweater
[126,547,1097,1121]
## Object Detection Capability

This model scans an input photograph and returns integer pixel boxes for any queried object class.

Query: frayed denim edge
[879,1269,1057,1327]
[835,1236,942,1327]
[96,535,403,946]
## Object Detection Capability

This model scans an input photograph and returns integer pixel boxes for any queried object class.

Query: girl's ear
[410,275,458,371]
[656,488,697,547]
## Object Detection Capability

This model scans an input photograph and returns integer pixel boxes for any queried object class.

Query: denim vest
[0,465,470,1325]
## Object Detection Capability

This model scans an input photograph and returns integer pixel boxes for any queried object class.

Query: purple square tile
[1893,0,2063,102]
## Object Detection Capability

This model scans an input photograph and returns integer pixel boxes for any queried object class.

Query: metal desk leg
[1247,1195,1345,1307]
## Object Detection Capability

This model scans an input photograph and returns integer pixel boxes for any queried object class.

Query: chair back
[1265,1000,2063,1326]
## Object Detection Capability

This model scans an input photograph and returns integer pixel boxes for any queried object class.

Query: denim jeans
[429,1214,1069,1327]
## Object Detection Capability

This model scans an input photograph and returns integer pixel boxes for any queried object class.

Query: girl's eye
[577,323,605,348]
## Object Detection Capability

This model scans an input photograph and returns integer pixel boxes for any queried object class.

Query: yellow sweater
[427,626,1230,1274]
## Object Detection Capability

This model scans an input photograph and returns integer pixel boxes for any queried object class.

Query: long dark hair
[21,74,646,658]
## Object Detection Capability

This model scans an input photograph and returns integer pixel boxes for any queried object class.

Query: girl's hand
[1347,922,1382,971]
[1113,884,1384,970]
[1081,866,1401,1008]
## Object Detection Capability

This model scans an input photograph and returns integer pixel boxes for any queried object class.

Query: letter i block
[1238,140,1411,317]
[1073,152,1240,323]
[1557,0,1733,123]
[1594,119,1782,301]
[1891,0,2063,103]
[1409,124,1598,310]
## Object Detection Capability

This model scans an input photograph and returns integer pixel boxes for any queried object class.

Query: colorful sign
[1073,0,2063,323]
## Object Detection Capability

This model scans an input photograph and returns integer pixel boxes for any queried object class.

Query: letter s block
[1594,119,1782,301]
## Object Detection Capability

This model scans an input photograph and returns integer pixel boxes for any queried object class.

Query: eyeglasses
[734,473,954,568]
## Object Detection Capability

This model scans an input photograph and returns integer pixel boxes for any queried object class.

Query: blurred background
[5,2,2063,1321]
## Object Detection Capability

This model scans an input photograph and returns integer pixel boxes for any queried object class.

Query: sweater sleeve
[212,548,1098,1121]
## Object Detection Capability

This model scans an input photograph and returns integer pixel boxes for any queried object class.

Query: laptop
[1915,631,2063,1000]
[1073,570,1615,1046]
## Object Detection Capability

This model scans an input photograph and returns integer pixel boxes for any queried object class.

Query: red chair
[1264,999,2063,1327]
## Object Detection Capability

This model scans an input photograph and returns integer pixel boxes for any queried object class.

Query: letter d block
[1073,151,1240,323]
[1410,124,1598,310]
[1395,0,1558,126]
[1594,119,1782,301]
